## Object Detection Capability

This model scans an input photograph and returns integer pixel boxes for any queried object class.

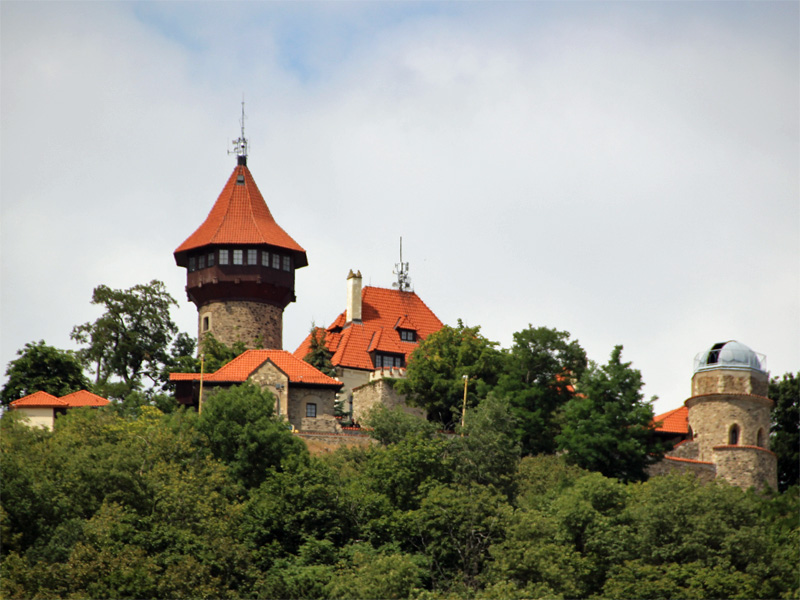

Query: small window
[756,428,765,448]
[233,249,243,265]
[306,403,317,418]
[188,256,196,272]
[202,316,210,332]
[272,254,281,269]
[375,353,404,368]
[198,255,205,269]
[399,329,416,342]
[261,251,269,266]
[729,424,740,446]
[248,249,257,265]
[236,174,245,185]
[282,256,291,271]
[208,252,215,267]
[219,249,229,265]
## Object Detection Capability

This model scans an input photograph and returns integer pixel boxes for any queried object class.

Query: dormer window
[399,329,416,342]
[236,174,245,185]
[375,353,404,368]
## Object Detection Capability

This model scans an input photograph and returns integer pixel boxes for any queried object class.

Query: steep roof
[174,164,307,267]
[653,406,689,435]
[170,349,342,387]
[294,286,444,371]
[10,390,109,408]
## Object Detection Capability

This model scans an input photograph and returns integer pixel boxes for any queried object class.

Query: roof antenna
[393,237,413,292]
[229,96,248,165]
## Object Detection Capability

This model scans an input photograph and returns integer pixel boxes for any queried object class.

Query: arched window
[688,426,694,440]
[756,428,765,448]
[729,424,740,446]
[202,316,210,332]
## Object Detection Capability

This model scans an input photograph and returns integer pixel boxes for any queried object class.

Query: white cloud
[2,1,797,413]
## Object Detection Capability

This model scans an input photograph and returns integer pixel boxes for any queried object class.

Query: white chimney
[346,269,362,323]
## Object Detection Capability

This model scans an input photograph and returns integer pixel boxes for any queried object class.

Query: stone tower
[174,126,307,350]
[686,340,777,490]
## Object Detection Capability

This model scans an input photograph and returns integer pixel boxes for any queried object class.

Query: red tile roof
[10,390,109,408]
[294,286,444,371]
[653,406,689,434]
[169,349,342,387]
[174,164,307,267]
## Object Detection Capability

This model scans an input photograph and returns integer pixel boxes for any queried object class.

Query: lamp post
[461,374,468,435]
[198,353,205,414]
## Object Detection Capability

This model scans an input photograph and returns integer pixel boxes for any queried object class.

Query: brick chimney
[346,269,362,323]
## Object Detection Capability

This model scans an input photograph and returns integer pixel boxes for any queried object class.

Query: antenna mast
[393,237,413,292]
[229,97,248,164]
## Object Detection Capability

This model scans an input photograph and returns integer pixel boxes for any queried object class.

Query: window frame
[306,403,317,418]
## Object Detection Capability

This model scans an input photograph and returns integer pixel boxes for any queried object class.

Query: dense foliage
[303,325,337,377]
[1,340,89,406]
[769,372,799,491]
[2,393,797,599]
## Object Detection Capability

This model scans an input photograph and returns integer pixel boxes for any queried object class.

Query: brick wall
[712,445,778,490]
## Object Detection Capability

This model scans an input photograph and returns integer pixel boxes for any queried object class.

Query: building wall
[686,394,773,462]
[248,361,291,418]
[199,300,283,350]
[351,378,426,424]
[691,368,769,397]
[14,407,55,430]
[289,387,337,431]
[712,445,778,490]
[648,457,717,484]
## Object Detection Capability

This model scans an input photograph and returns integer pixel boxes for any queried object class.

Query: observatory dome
[693,341,766,374]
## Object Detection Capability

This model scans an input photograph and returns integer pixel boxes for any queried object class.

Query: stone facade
[712,445,778,490]
[351,376,426,424]
[686,394,773,462]
[199,300,283,350]
[691,368,768,397]
[648,456,717,484]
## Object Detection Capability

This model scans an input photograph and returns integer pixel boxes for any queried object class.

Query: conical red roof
[174,164,307,267]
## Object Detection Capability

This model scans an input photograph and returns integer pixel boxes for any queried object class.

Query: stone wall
[199,300,283,350]
[248,361,290,418]
[351,378,426,424]
[648,456,717,484]
[686,394,773,462]
[691,368,769,397]
[712,445,778,490]
[295,432,376,455]
[289,386,337,431]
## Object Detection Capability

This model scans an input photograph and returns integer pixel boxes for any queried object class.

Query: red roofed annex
[10,390,110,430]
[294,269,444,423]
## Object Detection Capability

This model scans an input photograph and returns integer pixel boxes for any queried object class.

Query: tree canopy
[303,324,336,377]
[1,341,89,406]
[70,280,178,397]
[395,320,504,428]
[770,372,799,492]
[494,325,587,455]
[556,345,664,482]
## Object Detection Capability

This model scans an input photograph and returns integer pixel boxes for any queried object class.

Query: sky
[1,1,798,414]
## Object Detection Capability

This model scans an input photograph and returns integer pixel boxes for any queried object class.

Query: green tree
[198,332,248,373]
[556,345,664,482]
[303,324,336,377]
[395,320,504,428]
[1,340,89,406]
[197,383,307,489]
[364,404,436,445]
[494,326,587,455]
[70,280,178,396]
[769,372,799,491]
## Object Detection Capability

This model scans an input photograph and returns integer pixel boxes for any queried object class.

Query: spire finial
[229,97,248,165]
[393,236,413,292]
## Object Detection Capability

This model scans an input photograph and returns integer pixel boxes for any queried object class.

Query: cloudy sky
[2,1,798,414]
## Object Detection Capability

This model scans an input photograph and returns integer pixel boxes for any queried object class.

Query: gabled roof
[170,349,342,387]
[653,406,689,435]
[10,390,109,408]
[294,286,444,371]
[174,164,307,267]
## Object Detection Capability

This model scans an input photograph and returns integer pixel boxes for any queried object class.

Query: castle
[651,340,777,490]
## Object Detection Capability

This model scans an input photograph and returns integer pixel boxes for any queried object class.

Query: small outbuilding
[9,390,110,430]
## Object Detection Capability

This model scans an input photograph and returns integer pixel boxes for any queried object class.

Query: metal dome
[693,340,766,373]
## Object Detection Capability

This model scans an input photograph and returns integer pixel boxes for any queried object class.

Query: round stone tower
[173,125,307,350]
[685,341,777,490]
